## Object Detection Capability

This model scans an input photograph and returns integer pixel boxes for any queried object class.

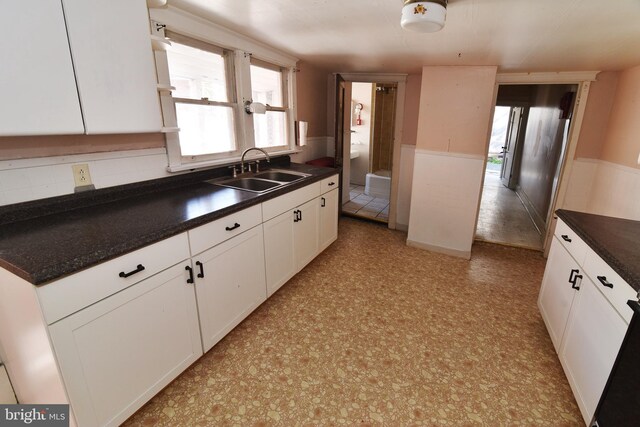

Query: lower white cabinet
[559,275,628,424]
[193,224,267,352]
[319,188,339,252]
[294,198,320,270]
[538,238,582,353]
[49,262,202,427]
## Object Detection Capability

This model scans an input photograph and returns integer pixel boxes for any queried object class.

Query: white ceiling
[169,0,640,74]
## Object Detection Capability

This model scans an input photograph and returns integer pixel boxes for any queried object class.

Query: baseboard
[395,223,408,232]
[515,186,545,234]
[406,239,471,260]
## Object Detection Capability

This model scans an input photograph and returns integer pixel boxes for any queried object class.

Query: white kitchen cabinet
[319,188,339,252]
[538,237,582,353]
[263,209,297,296]
[0,364,16,404]
[0,0,84,136]
[49,262,202,427]
[62,0,162,133]
[192,224,267,352]
[264,198,320,296]
[559,274,628,424]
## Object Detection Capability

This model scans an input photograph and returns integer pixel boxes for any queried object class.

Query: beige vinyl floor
[476,170,543,251]
[124,217,581,426]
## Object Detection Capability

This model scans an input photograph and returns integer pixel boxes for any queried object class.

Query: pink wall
[415,66,497,155]
[575,71,619,160]
[600,65,640,169]
[0,133,165,160]
[401,74,421,146]
[295,61,330,138]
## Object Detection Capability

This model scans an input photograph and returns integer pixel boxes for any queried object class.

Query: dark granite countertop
[556,209,640,292]
[0,158,338,285]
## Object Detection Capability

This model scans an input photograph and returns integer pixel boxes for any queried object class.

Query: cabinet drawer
[555,218,589,265]
[583,249,637,323]
[262,182,321,221]
[188,204,262,255]
[37,233,190,324]
[320,174,339,194]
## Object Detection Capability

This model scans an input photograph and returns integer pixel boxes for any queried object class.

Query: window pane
[254,111,286,148]
[250,65,283,107]
[175,104,235,156]
[167,42,228,102]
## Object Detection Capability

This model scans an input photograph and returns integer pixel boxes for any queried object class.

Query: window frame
[155,24,298,172]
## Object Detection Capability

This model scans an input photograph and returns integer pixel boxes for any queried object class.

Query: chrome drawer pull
[119,264,145,278]
[597,276,614,289]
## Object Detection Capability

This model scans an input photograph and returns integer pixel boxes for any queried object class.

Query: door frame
[331,72,407,229]
[476,71,598,255]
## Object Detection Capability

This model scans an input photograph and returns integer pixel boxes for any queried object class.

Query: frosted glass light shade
[401,0,447,33]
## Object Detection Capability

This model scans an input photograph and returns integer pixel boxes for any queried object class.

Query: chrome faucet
[240,147,271,173]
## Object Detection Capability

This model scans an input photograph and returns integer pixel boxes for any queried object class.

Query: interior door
[500,106,524,189]
[335,74,346,207]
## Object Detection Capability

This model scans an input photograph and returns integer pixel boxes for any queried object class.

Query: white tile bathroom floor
[343,184,389,221]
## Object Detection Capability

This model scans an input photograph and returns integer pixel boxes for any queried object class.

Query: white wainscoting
[396,144,415,231]
[407,149,485,259]
[562,158,640,221]
[289,136,331,165]
[0,148,170,206]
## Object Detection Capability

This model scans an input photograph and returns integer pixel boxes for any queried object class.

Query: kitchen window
[158,29,297,172]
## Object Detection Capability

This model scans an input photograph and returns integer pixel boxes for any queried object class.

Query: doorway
[476,84,578,250]
[342,82,397,223]
[332,74,406,228]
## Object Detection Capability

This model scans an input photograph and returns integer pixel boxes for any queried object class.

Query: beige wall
[415,66,497,155]
[0,134,165,161]
[401,74,421,146]
[600,65,640,169]
[295,61,330,138]
[575,71,619,161]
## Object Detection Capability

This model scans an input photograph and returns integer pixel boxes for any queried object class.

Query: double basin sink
[207,169,311,193]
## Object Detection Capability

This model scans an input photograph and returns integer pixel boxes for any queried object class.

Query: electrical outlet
[72,164,93,187]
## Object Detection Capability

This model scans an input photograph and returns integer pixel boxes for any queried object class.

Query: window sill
[166,148,301,173]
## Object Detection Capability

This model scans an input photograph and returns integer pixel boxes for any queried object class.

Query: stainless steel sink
[253,170,309,182]
[212,177,283,193]
[207,168,312,194]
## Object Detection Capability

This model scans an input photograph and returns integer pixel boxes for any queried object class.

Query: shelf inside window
[157,84,175,93]
[150,35,171,51]
[147,0,168,8]
[161,127,180,133]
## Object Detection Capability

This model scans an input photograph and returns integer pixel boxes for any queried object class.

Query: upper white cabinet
[63,0,162,134]
[0,0,84,136]
[0,0,162,136]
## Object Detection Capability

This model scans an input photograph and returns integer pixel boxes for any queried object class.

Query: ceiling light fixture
[401,0,448,33]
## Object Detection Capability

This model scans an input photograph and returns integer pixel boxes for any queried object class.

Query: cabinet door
[560,275,628,424]
[62,0,162,133]
[49,263,202,427]
[195,225,267,352]
[0,0,83,136]
[319,188,339,253]
[295,198,320,271]
[538,238,581,353]
[264,210,296,296]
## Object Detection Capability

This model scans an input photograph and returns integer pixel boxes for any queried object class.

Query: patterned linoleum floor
[124,217,581,426]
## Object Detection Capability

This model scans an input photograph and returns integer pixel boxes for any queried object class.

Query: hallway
[476,169,543,250]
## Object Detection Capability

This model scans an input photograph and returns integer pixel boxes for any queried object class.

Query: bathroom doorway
[342,82,397,223]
